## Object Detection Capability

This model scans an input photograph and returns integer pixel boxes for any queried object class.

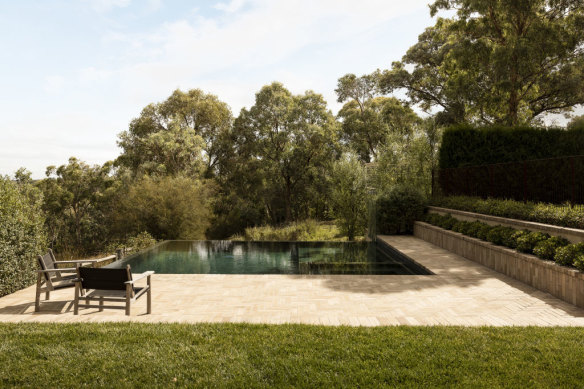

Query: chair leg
[147,277,152,314]
[99,297,104,312]
[74,283,79,315]
[45,291,50,300]
[35,274,42,312]
[125,284,132,316]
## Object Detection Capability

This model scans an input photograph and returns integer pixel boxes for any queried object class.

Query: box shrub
[376,186,426,234]
[515,232,551,254]
[533,236,570,261]
[476,224,494,241]
[503,230,530,249]
[554,243,584,266]
[486,226,515,246]
[574,254,584,272]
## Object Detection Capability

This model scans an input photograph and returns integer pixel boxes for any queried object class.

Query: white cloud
[89,0,132,13]
[214,0,247,13]
[44,75,65,94]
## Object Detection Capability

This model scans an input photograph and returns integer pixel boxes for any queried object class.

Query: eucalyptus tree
[234,82,340,223]
[37,158,115,254]
[380,0,584,125]
[336,73,422,162]
[117,89,233,177]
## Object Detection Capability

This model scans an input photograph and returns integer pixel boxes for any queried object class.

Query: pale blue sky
[1,1,451,177]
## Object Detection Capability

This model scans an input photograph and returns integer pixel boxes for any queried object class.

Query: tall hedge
[439,125,584,169]
[0,176,46,297]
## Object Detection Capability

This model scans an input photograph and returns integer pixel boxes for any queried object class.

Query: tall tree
[235,82,340,223]
[380,0,584,125]
[117,89,233,177]
[37,158,114,255]
[336,74,422,162]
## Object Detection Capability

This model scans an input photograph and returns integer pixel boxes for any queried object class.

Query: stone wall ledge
[428,206,584,243]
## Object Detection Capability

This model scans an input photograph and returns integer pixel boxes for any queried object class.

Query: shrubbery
[0,176,46,297]
[231,220,346,241]
[422,213,584,270]
[431,196,584,229]
[376,186,426,235]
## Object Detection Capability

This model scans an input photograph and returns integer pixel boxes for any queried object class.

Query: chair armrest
[38,268,76,273]
[125,271,155,284]
[55,255,116,265]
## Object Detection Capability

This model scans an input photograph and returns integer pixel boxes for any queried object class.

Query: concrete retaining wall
[414,221,584,309]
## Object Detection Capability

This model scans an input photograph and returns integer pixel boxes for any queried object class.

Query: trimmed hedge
[423,213,584,271]
[431,196,584,229]
[0,177,46,297]
[439,125,584,169]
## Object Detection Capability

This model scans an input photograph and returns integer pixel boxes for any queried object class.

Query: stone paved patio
[1,236,584,326]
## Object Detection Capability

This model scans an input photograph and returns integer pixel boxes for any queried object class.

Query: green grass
[1,323,584,387]
[230,219,363,241]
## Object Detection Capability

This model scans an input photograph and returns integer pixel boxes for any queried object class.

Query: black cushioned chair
[74,265,154,316]
[35,249,114,312]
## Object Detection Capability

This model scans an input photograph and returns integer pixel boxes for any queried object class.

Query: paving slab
[1,235,583,326]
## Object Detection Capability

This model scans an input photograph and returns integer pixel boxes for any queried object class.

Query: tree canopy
[380,0,584,125]
[117,89,233,177]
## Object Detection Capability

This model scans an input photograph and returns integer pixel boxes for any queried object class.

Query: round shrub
[574,254,584,272]
[504,230,530,249]
[375,186,426,235]
[554,243,584,266]
[452,220,470,234]
[476,224,494,241]
[515,232,551,254]
[465,221,484,238]
[533,236,570,261]
[486,226,515,246]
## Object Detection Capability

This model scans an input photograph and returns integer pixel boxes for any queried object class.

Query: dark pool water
[107,241,431,275]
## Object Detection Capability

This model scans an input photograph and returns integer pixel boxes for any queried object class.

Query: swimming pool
[107,241,431,275]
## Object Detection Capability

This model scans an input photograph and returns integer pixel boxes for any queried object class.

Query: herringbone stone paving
[1,236,583,326]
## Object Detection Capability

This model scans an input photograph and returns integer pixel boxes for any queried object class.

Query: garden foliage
[0,175,46,297]
[431,196,584,229]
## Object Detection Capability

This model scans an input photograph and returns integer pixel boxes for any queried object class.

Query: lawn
[1,323,583,387]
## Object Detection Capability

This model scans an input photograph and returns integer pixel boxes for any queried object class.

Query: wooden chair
[74,265,154,316]
[35,249,115,312]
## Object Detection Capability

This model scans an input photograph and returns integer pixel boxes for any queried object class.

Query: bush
[106,232,158,254]
[486,226,515,246]
[533,236,570,261]
[431,196,584,230]
[503,230,530,249]
[452,220,470,234]
[376,186,426,235]
[574,254,584,271]
[439,125,584,168]
[0,175,46,297]
[554,243,584,266]
[515,232,550,254]
[476,224,494,241]
[465,221,484,238]
[233,220,344,241]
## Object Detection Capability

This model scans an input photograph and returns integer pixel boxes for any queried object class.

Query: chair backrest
[78,265,133,294]
[37,249,59,283]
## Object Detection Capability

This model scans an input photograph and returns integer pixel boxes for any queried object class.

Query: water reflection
[107,241,428,275]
